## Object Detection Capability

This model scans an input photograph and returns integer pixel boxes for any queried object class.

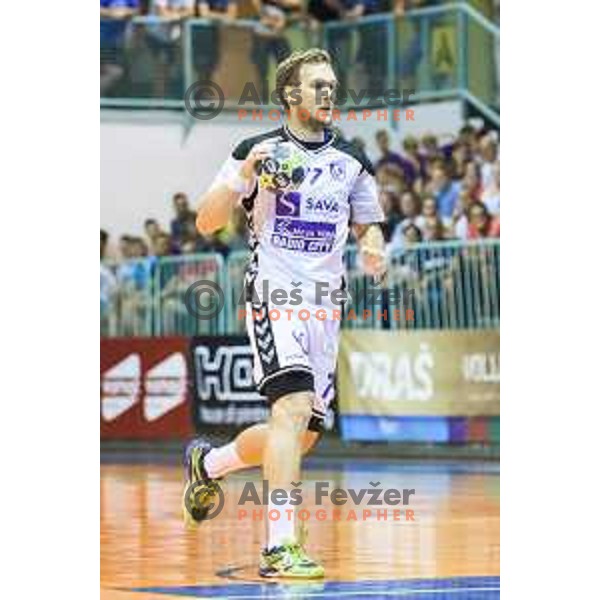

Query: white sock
[267,497,296,550]
[204,443,248,479]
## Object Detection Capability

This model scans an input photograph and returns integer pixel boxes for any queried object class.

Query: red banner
[100,337,194,440]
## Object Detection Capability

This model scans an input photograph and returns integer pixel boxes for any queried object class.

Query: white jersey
[208,125,384,308]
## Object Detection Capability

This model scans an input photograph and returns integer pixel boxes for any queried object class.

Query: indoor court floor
[101,456,500,599]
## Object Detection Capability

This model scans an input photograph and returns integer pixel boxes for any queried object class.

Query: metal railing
[100,239,499,337]
[100,3,499,123]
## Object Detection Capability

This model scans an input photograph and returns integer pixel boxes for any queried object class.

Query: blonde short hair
[275,48,332,108]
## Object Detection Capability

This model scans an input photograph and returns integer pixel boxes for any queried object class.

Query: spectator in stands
[193,0,238,82]
[170,192,196,249]
[402,222,422,246]
[132,236,150,257]
[117,234,152,335]
[399,190,421,223]
[101,231,118,335]
[395,0,425,84]
[307,0,365,96]
[375,129,417,187]
[482,161,500,216]
[119,234,133,260]
[101,229,109,260]
[422,215,446,241]
[429,159,461,220]
[251,0,298,103]
[416,194,450,232]
[356,0,389,96]
[451,140,470,180]
[457,124,478,157]
[461,162,482,202]
[402,135,425,182]
[452,188,476,240]
[466,201,500,239]
[421,133,441,161]
[479,132,499,191]
[144,218,165,249]
[153,232,174,256]
[379,187,402,243]
[388,190,421,250]
[351,136,367,154]
[101,0,140,96]
[146,0,195,98]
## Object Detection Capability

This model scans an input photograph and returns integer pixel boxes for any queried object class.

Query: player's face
[293,61,338,129]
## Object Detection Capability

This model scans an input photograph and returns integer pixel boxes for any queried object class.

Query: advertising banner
[100,337,194,440]
[189,336,270,431]
[338,329,499,421]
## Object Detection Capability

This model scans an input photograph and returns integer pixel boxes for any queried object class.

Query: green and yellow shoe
[181,439,220,528]
[259,540,325,579]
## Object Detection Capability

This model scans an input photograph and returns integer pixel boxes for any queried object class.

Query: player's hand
[240,140,278,181]
[361,249,387,280]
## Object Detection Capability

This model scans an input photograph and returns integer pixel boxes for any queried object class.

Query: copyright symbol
[184,280,225,321]
[184,80,224,121]
[184,480,225,521]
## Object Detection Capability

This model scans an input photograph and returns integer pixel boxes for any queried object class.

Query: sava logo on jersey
[275,191,341,217]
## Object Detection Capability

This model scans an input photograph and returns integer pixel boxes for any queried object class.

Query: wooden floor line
[186,588,501,599]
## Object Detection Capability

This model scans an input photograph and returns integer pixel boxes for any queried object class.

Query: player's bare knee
[271,391,313,432]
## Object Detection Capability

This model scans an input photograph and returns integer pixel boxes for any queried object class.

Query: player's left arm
[349,164,387,278]
[353,222,386,278]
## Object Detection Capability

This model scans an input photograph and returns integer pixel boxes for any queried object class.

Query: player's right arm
[195,141,274,234]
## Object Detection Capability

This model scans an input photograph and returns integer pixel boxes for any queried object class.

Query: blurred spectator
[466,201,500,240]
[146,0,195,97]
[159,240,222,333]
[101,0,140,96]
[402,135,425,181]
[422,215,446,241]
[376,165,407,198]
[416,194,451,232]
[478,133,499,191]
[356,0,389,95]
[395,0,425,83]
[153,232,174,256]
[144,218,165,248]
[399,190,421,223]
[482,161,500,216]
[193,0,238,82]
[101,231,118,336]
[451,141,470,180]
[461,161,482,201]
[170,192,196,249]
[131,236,150,257]
[429,159,460,220]
[119,234,133,260]
[402,222,423,246]
[375,129,417,187]
[452,188,477,240]
[388,190,421,250]
[101,229,109,260]
[307,0,364,96]
[351,136,367,154]
[116,235,152,335]
[379,187,402,242]
[251,0,298,103]
[421,133,441,161]
[457,124,478,157]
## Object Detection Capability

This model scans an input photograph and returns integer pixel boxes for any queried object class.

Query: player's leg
[259,388,325,578]
[202,426,320,479]
[182,419,320,526]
